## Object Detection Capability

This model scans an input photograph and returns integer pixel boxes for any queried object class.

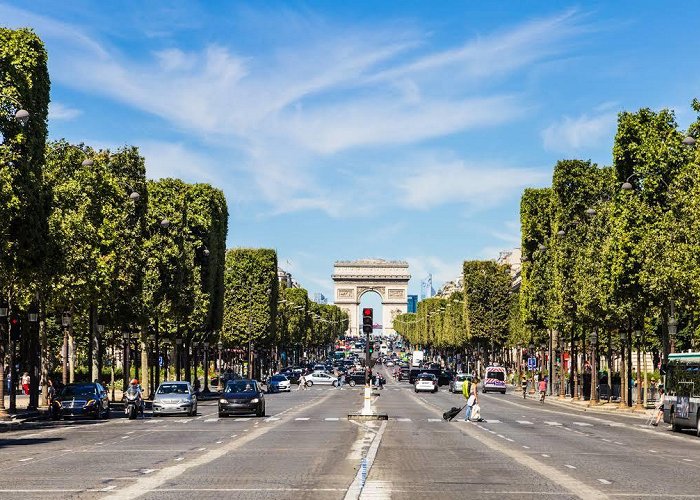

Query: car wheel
[218,412,225,418]
[105,407,110,419]
[501,391,506,395]
[696,415,700,438]
[306,381,313,387]
[332,381,338,387]
[671,410,682,432]
[348,380,356,387]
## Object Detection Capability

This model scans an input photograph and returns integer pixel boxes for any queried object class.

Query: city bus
[663,352,700,436]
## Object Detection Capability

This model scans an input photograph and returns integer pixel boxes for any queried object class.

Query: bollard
[361,386,372,415]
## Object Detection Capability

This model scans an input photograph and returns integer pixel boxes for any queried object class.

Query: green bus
[663,352,700,436]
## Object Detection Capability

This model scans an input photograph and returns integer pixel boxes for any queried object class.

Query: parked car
[438,370,454,386]
[414,373,439,393]
[267,374,291,393]
[52,382,110,420]
[305,372,338,386]
[152,381,197,416]
[449,373,472,393]
[219,379,265,417]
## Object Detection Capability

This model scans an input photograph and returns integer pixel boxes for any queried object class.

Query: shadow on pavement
[0,436,63,448]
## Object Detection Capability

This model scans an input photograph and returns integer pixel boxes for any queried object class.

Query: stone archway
[332,259,410,337]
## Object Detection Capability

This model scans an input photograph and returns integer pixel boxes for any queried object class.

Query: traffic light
[369,343,374,355]
[9,313,21,342]
[362,308,373,335]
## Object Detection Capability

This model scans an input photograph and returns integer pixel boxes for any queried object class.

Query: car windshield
[157,384,189,394]
[417,374,435,380]
[488,371,505,381]
[60,385,96,398]
[457,374,469,381]
[226,381,256,393]
[270,375,287,382]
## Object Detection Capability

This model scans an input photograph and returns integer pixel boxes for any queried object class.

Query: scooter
[124,389,141,419]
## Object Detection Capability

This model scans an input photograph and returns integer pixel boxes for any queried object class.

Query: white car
[414,373,438,393]
[449,373,472,393]
[267,374,291,393]
[305,372,339,387]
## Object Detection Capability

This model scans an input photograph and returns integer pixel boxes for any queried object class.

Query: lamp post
[0,300,8,419]
[203,341,210,392]
[528,342,535,394]
[175,337,183,381]
[148,333,156,398]
[217,340,223,388]
[634,330,644,411]
[589,328,598,406]
[123,330,130,391]
[27,302,39,410]
[61,312,72,385]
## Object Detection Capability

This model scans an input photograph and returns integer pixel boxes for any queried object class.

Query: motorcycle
[124,388,142,420]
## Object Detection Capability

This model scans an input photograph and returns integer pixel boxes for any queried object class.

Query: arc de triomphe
[332,259,410,337]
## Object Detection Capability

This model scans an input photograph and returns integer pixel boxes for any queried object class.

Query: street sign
[527,357,537,370]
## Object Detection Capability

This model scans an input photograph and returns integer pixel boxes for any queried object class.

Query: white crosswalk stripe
[544,421,562,426]
[573,422,592,427]
[396,418,411,422]
[516,420,533,425]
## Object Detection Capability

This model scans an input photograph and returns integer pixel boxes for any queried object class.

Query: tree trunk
[140,325,149,399]
[90,303,100,383]
[68,327,75,383]
[40,308,48,406]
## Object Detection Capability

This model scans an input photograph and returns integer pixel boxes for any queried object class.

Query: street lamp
[175,337,183,381]
[589,329,598,405]
[682,135,696,146]
[634,330,644,411]
[160,218,170,229]
[585,207,596,217]
[0,301,9,419]
[61,311,72,385]
[203,341,210,392]
[217,340,223,388]
[26,302,39,410]
[123,330,130,391]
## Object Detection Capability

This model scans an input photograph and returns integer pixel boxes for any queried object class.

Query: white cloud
[406,256,464,293]
[139,141,223,184]
[541,110,617,153]
[397,159,549,209]
[1,4,588,216]
[49,102,82,121]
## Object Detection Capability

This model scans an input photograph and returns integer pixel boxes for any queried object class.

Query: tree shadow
[0,436,63,448]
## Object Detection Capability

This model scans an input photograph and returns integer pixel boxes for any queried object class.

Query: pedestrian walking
[298,373,307,390]
[463,376,476,421]
[337,372,344,389]
[651,387,665,426]
[21,372,30,395]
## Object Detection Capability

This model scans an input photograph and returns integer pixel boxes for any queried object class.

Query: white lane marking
[544,421,562,426]
[484,419,501,423]
[598,479,612,484]
[505,437,514,442]
[18,457,33,462]
[564,464,576,469]
[216,441,223,444]
[99,486,117,492]
[517,420,533,425]
[541,454,550,458]
[522,445,530,449]
[121,436,130,439]
[614,442,623,445]
[649,449,658,453]
[683,458,694,462]
[601,438,612,443]
[141,469,155,474]
[294,417,309,421]
[96,442,104,445]
[204,418,218,422]
[230,434,238,438]
[397,418,411,422]
[324,417,339,421]
[197,448,206,451]
[427,418,442,422]
[344,421,388,500]
[573,422,592,427]
[174,457,184,461]
[264,417,280,422]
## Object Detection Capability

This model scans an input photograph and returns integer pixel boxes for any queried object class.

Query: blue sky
[2,2,699,303]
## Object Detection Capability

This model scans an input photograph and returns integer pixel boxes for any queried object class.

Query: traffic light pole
[365,332,371,386]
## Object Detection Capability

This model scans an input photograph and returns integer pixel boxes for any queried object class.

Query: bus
[662,352,700,436]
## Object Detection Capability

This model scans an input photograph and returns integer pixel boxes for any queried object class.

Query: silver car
[152,381,197,416]
[449,373,472,393]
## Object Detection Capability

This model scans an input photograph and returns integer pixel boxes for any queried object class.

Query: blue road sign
[527,357,537,370]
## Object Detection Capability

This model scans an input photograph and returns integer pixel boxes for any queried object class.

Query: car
[483,365,507,394]
[414,373,438,393]
[449,373,472,393]
[385,360,394,367]
[152,381,197,416]
[219,379,265,417]
[305,371,338,386]
[312,364,326,372]
[398,367,410,381]
[438,370,454,386]
[267,374,291,393]
[52,382,110,420]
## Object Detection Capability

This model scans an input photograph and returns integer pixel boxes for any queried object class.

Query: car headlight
[85,399,96,407]
[219,398,228,404]
[250,398,259,404]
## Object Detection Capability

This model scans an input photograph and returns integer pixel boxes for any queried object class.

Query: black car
[344,372,385,387]
[218,379,265,417]
[53,382,110,420]
[438,370,454,386]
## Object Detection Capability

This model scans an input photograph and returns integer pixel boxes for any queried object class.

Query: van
[483,365,507,394]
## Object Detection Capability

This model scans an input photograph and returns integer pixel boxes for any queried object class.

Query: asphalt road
[0,367,699,500]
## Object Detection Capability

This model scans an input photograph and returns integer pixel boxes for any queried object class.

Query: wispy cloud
[541,108,618,153]
[397,158,549,210]
[1,4,588,216]
[406,255,464,292]
[49,102,82,121]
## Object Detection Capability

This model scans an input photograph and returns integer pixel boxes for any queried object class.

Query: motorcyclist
[126,378,144,416]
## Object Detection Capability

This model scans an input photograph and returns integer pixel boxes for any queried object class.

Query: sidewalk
[511,386,654,420]
[0,394,45,430]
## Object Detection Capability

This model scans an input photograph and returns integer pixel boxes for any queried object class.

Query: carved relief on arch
[388,289,405,299]
[336,288,355,299]
[357,286,386,300]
